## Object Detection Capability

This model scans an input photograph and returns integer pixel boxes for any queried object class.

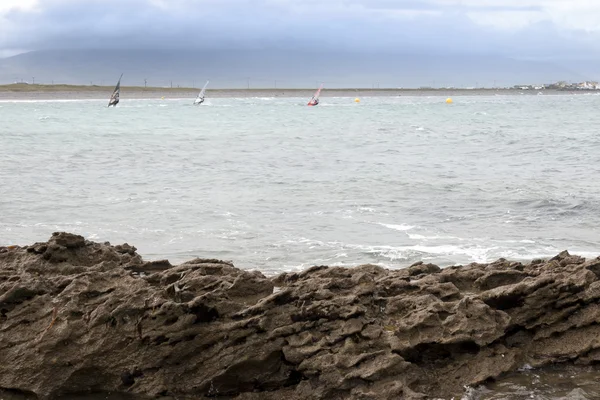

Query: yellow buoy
[161,96,165,100]
[446,98,453,104]
[354,98,360,103]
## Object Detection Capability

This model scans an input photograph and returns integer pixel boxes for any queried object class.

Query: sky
[1,0,600,59]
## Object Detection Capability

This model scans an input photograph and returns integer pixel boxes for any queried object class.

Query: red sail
[307,84,323,106]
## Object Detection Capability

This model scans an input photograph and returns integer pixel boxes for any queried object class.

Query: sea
[1,94,600,398]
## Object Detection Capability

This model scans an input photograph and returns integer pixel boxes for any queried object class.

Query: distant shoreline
[0,83,596,100]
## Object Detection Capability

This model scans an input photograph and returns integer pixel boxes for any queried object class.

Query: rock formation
[1,232,600,399]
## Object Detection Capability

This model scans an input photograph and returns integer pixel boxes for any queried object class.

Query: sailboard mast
[194,80,209,105]
[108,73,123,107]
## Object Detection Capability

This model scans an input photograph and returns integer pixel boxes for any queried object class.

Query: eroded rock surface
[1,233,599,399]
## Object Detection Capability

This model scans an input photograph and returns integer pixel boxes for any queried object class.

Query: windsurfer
[194,80,209,105]
[307,84,322,106]
[109,93,119,107]
[108,74,122,107]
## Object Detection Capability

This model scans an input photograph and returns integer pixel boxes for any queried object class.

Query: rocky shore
[1,233,600,399]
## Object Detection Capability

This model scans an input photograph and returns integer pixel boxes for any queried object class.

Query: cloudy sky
[1,0,600,59]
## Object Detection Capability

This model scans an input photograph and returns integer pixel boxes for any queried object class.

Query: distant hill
[0,49,587,89]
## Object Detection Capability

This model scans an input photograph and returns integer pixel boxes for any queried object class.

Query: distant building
[577,81,599,90]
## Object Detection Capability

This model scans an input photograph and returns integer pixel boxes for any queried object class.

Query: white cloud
[0,0,38,13]
[466,10,547,30]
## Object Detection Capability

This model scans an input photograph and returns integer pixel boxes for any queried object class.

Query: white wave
[282,259,395,271]
[409,245,495,261]
[347,243,498,263]
[282,263,309,271]
[570,250,600,259]
[499,248,600,261]
[283,237,329,247]
[214,231,243,240]
[378,223,415,231]
[357,207,377,213]
[408,233,458,240]
[471,238,537,245]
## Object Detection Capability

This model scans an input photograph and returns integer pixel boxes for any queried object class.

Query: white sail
[194,80,209,105]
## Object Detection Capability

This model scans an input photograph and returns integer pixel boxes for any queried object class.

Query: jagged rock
[0,233,599,399]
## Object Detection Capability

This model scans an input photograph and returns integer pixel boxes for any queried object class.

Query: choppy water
[1,95,599,276]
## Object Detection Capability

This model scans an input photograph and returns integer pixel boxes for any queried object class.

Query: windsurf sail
[194,80,209,105]
[108,73,123,107]
[307,84,323,106]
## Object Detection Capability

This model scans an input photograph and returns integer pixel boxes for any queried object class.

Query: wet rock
[0,232,599,399]
[407,262,441,277]
[126,259,172,273]
[115,243,137,255]
[475,270,527,291]
[49,232,86,249]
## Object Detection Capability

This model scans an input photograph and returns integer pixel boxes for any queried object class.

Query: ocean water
[0,94,599,276]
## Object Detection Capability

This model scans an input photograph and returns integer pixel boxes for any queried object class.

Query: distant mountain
[0,49,587,88]
[552,58,600,82]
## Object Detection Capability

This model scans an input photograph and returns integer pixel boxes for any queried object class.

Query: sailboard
[307,84,323,106]
[194,80,209,105]
[108,73,123,107]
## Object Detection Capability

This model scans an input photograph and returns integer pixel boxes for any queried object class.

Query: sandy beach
[0,84,590,100]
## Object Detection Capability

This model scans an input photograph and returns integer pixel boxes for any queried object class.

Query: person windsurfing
[307,84,323,106]
[108,74,123,107]
[194,80,209,105]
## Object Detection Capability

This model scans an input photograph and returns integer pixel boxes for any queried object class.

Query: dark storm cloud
[1,0,599,58]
